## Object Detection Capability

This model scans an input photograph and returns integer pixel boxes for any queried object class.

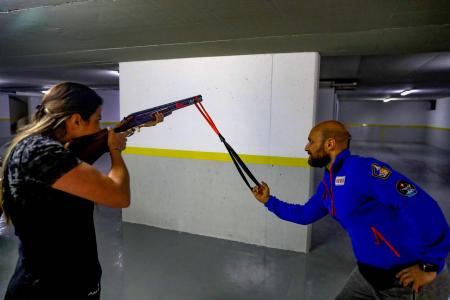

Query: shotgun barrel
[67,95,202,164]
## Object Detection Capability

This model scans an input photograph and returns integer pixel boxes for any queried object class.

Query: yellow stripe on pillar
[123,147,309,168]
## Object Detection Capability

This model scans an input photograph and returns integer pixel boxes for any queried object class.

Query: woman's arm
[52,129,130,208]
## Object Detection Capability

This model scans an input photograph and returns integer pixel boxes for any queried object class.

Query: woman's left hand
[141,112,164,128]
[125,112,164,136]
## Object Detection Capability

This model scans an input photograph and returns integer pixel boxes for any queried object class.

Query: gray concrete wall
[0,93,10,139]
[27,96,42,120]
[426,97,450,151]
[314,87,337,188]
[125,155,311,252]
[0,90,119,137]
[96,89,120,125]
[316,87,336,123]
[340,100,430,143]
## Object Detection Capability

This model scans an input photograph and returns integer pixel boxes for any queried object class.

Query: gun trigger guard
[126,128,136,137]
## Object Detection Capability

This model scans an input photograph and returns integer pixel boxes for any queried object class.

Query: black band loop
[223,140,260,189]
[226,144,252,190]
[195,101,260,190]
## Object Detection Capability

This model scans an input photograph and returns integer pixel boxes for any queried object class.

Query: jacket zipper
[321,165,336,217]
[370,226,401,257]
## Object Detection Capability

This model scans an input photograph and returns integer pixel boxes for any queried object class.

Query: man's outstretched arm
[252,181,328,225]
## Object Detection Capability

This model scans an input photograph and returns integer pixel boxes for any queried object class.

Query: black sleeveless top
[4,134,101,291]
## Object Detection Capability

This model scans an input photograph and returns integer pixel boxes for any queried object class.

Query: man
[252,120,450,300]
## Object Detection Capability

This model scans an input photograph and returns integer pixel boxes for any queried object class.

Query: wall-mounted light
[383,97,392,103]
[400,89,415,96]
[41,90,50,94]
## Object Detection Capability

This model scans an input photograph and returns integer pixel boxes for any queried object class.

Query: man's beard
[308,152,331,168]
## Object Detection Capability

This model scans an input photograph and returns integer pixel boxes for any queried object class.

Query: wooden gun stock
[67,95,202,164]
[66,128,109,164]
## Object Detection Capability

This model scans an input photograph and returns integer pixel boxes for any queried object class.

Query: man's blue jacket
[265,149,450,273]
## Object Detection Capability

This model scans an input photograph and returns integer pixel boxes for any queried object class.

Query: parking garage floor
[1,141,449,300]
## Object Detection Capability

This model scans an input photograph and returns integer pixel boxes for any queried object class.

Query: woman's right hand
[54,129,131,208]
[107,128,128,152]
[252,181,270,204]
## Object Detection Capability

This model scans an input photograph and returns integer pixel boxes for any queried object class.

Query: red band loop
[194,97,220,136]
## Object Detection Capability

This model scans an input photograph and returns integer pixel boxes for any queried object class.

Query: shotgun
[67,95,202,164]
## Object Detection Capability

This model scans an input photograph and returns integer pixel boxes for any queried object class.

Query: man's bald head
[312,120,351,150]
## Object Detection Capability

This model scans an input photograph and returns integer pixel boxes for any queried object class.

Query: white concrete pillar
[119,53,319,253]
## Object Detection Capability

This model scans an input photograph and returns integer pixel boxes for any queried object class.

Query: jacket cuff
[264,195,277,210]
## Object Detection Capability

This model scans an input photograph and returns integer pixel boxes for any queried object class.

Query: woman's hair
[0,82,103,221]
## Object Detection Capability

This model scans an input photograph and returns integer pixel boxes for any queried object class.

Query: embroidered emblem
[396,180,417,197]
[335,176,346,186]
[371,163,391,179]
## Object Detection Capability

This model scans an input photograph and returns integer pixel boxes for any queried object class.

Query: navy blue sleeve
[362,158,450,272]
[264,185,328,225]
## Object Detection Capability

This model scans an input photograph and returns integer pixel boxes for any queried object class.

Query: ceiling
[322,52,450,101]
[1,0,450,101]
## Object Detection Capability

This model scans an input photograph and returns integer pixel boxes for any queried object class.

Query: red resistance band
[371,226,401,257]
[194,97,260,190]
[321,166,336,217]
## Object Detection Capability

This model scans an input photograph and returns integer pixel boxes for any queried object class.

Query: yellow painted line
[427,125,450,132]
[346,123,450,131]
[123,147,309,168]
[0,118,10,121]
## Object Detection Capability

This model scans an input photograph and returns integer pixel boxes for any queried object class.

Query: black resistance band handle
[220,134,260,190]
[195,99,260,190]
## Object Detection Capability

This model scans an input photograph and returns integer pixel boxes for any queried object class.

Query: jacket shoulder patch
[371,163,391,179]
[396,180,417,197]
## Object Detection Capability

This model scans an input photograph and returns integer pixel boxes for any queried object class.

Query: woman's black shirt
[4,134,101,292]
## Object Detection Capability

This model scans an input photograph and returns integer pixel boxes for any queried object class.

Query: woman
[0,82,163,299]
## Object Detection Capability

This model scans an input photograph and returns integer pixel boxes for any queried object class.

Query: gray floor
[1,141,449,300]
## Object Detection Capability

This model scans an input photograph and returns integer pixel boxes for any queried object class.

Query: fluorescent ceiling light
[109,70,120,76]
[383,97,392,103]
[400,89,415,96]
